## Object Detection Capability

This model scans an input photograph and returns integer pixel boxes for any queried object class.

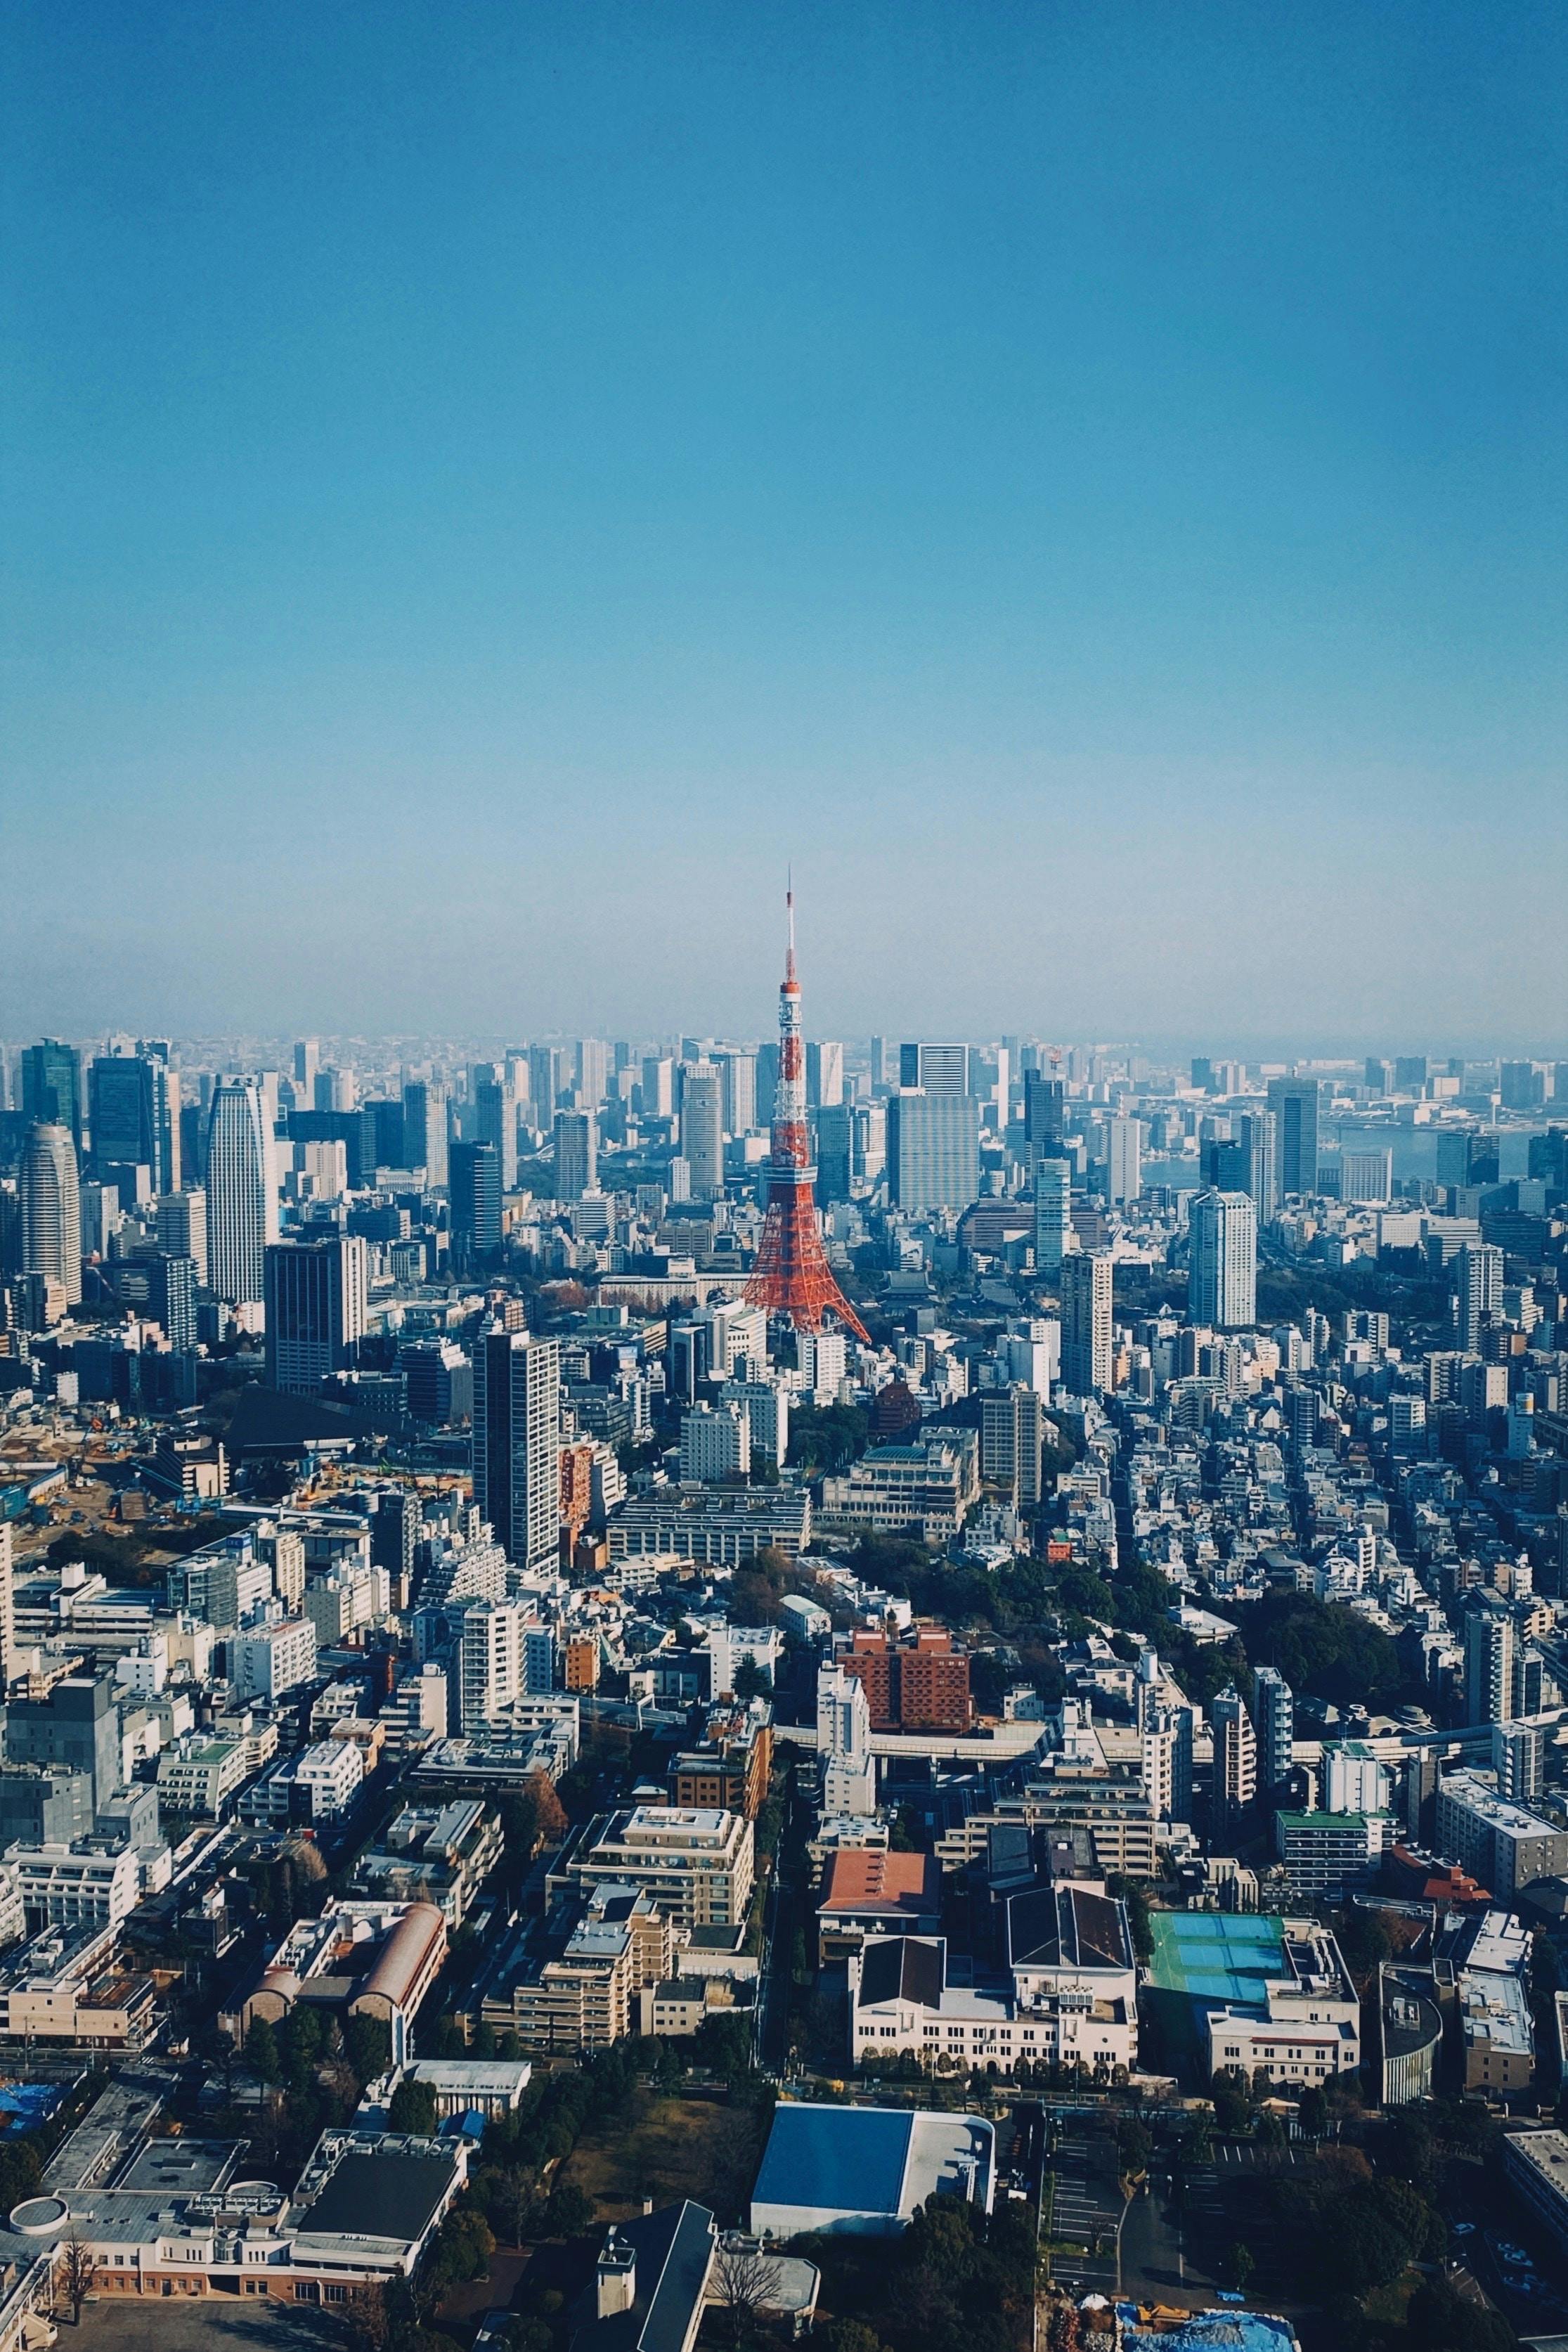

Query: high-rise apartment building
[1464,1598,1515,1728]
[887,1090,979,1211]
[205,1078,278,1306]
[149,1253,198,1353]
[1060,1250,1113,1395]
[1033,1154,1073,1273]
[680,1065,725,1198]
[553,1111,597,1202]
[19,1123,82,1306]
[264,1234,369,1394]
[1188,1188,1257,1330]
[20,1042,82,1146]
[293,1039,320,1095]
[1266,1077,1321,1199]
[472,1326,562,1570]
[1252,1665,1294,1797]
[899,1041,972,1094]
[1210,1684,1257,1842]
[527,1047,562,1122]
[1455,1242,1504,1353]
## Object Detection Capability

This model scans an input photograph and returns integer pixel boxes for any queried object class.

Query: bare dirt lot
[68,2298,342,2352]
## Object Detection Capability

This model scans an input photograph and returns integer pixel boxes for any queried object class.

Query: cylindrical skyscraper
[20,1122,82,1305]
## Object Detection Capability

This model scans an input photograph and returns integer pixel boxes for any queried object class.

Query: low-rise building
[231,1900,446,2066]
[1503,2128,1568,2257]
[750,2102,994,2238]
[157,1734,252,1818]
[488,1884,675,2053]
[817,1849,942,1965]
[0,1920,156,2052]
[667,1698,773,1819]
[6,1839,141,1930]
[352,1801,503,1927]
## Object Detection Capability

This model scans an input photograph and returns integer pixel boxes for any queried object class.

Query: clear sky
[4,1,1565,1052]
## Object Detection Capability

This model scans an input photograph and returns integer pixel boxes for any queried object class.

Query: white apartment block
[6,1841,141,1930]
[231,1615,318,1702]
[561,1806,755,1929]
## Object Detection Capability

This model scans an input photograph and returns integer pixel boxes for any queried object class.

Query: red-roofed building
[817,1847,943,1964]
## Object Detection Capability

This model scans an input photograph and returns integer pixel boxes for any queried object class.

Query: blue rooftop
[1121,2310,1297,2351]
[752,2105,913,2218]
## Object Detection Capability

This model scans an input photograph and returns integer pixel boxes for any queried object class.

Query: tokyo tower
[745,891,871,1344]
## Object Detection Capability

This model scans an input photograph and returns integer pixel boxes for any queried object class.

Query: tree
[345,2012,393,2086]
[1296,2086,1328,2140]
[389,2076,440,2135]
[1226,2242,1254,2294]
[1116,2118,1152,2178]
[58,2231,98,2324]
[824,2325,884,2352]
[1210,2067,1254,2135]
[732,1655,773,1702]
[246,2015,283,2085]
[712,2244,783,2344]
[545,2182,595,2240]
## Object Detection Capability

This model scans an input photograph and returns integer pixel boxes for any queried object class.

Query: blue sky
[4,1,1565,1049]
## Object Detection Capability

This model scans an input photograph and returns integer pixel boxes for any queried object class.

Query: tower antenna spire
[745,882,870,1345]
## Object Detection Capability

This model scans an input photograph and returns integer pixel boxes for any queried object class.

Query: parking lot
[1044,2117,1125,2301]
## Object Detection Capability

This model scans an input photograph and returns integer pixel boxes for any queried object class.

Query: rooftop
[819,1849,941,1918]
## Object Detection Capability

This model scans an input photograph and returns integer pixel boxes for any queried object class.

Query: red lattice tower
[745,892,871,1344]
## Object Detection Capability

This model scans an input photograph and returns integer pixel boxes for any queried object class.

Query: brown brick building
[840,1627,971,1733]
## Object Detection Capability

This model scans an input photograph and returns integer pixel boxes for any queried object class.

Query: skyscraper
[886,1090,979,1210]
[899,1041,972,1094]
[1033,1154,1073,1272]
[1204,1109,1278,1217]
[805,1041,844,1110]
[815,1103,853,1205]
[19,1123,81,1306]
[89,1051,179,1193]
[1061,1250,1113,1395]
[1265,1077,1321,1199]
[472,1325,562,1570]
[1188,1189,1257,1330]
[576,1039,610,1107]
[401,1080,448,1185]
[155,1187,207,1285]
[449,1141,503,1265]
[681,1064,725,1198]
[20,1041,82,1146]
[293,1038,320,1096]
[716,1049,758,1135]
[205,1078,279,1305]
[264,1234,369,1394]
[473,1070,518,1188]
[1024,1073,1065,1146]
[639,1056,675,1120]
[553,1111,597,1202]
[1107,1116,1143,1205]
